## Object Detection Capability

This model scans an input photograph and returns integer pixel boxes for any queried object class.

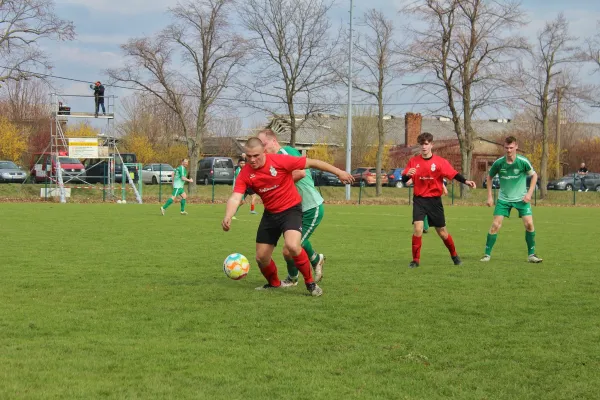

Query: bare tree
[0,0,75,83]
[403,0,526,197]
[238,0,340,146]
[351,9,403,196]
[109,0,247,193]
[582,21,600,73]
[514,14,579,198]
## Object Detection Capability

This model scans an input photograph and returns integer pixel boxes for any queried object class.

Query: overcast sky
[45,0,600,133]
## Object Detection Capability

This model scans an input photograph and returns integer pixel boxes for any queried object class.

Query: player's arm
[401,162,415,183]
[223,192,244,231]
[523,170,537,203]
[304,158,354,184]
[292,170,306,182]
[451,172,476,188]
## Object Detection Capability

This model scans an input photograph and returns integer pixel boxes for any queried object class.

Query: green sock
[163,198,173,209]
[303,240,319,267]
[485,233,497,256]
[285,258,298,279]
[181,198,186,212]
[423,217,429,231]
[525,230,536,256]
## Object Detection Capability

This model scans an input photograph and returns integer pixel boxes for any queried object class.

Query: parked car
[311,170,343,186]
[351,167,389,186]
[197,157,234,185]
[141,163,174,184]
[483,174,538,190]
[547,173,600,191]
[83,153,139,184]
[29,152,86,183]
[0,160,28,183]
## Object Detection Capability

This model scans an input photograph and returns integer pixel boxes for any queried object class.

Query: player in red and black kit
[222,137,354,296]
[402,132,477,268]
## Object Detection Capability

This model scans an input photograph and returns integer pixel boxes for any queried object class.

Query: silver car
[0,160,28,183]
[141,163,174,184]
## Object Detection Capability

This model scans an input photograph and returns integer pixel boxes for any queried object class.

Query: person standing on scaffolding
[90,81,105,117]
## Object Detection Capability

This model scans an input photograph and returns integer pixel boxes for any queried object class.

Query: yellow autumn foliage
[64,122,100,138]
[307,143,334,164]
[0,116,28,162]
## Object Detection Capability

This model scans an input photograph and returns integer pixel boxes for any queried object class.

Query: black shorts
[256,203,303,245]
[413,196,446,228]
[244,187,255,196]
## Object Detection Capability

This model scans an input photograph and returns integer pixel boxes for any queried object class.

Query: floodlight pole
[345,0,354,201]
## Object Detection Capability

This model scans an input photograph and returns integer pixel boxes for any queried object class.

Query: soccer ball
[116,199,122,204]
[223,253,250,280]
[122,200,127,204]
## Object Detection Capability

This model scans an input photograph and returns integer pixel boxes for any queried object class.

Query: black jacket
[91,84,105,99]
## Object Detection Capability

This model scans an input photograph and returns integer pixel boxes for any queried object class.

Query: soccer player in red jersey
[222,137,354,296]
[402,132,477,268]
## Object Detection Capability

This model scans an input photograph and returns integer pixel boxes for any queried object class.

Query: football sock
[525,230,536,256]
[180,198,186,212]
[250,203,255,212]
[423,217,429,231]
[485,233,498,256]
[412,235,422,262]
[163,198,173,209]
[303,240,319,267]
[260,259,281,287]
[285,257,298,279]
[443,234,458,257]
[292,249,314,284]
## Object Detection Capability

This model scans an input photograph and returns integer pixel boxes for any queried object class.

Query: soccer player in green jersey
[161,158,193,215]
[481,136,543,263]
[232,158,257,219]
[257,129,326,284]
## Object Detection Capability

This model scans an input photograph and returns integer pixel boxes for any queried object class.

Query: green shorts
[171,187,185,197]
[494,199,532,218]
[301,204,324,245]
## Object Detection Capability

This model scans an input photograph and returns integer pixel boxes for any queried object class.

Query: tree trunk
[555,90,562,179]
[376,97,384,196]
[288,101,296,147]
[540,113,549,199]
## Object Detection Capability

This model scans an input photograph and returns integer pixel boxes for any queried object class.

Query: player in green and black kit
[232,158,257,219]
[481,136,543,263]
[161,158,193,215]
[258,130,326,283]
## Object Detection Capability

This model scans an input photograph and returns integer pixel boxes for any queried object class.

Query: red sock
[251,204,255,212]
[259,259,281,287]
[412,235,422,262]
[443,234,458,257]
[292,249,314,284]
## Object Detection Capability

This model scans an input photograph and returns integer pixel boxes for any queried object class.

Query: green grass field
[1,203,599,399]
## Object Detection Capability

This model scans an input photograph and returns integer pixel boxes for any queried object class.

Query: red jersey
[404,154,457,197]
[234,153,306,213]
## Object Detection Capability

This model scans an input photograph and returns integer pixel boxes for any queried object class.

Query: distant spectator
[578,162,589,192]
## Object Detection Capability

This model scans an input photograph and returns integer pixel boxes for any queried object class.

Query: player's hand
[486,196,494,207]
[222,217,232,232]
[338,171,354,184]
[465,180,476,189]
[406,168,417,176]
[522,193,532,203]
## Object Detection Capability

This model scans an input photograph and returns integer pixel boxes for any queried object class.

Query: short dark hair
[505,136,517,145]
[417,132,434,144]
[238,158,246,164]
[245,137,264,149]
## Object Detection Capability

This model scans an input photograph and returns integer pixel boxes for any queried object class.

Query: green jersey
[489,155,534,202]
[173,165,187,189]
[278,146,324,212]
[233,166,241,187]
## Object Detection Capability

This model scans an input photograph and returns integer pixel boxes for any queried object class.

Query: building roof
[263,114,517,146]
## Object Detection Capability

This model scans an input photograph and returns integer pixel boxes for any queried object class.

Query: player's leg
[427,198,460,265]
[180,191,188,214]
[423,216,429,233]
[481,200,511,261]
[250,194,257,214]
[409,199,426,268]
[255,213,286,289]
[161,188,178,214]
[518,202,542,263]
[281,205,322,296]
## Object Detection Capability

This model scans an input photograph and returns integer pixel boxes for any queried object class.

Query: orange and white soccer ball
[223,253,250,280]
